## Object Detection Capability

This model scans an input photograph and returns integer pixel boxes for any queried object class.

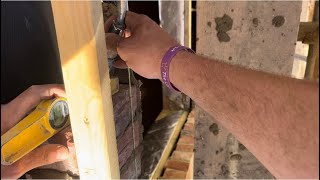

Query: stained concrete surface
[196,1,302,179]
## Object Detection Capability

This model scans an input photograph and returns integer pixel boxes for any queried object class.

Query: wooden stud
[305,37,319,80]
[150,111,189,179]
[298,22,319,44]
[184,0,192,48]
[186,154,194,179]
[304,3,319,81]
[50,1,120,179]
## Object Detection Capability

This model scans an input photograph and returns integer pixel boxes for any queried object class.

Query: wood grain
[50,1,120,179]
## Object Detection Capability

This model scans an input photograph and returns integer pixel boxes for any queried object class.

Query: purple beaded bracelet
[161,45,195,91]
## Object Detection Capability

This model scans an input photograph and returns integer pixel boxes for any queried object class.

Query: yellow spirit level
[1,97,70,165]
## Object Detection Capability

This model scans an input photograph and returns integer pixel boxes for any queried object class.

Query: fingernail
[57,145,69,160]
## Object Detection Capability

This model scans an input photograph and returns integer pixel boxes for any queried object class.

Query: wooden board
[186,154,194,179]
[298,22,319,44]
[150,111,188,179]
[158,110,195,179]
[304,3,319,81]
[195,1,302,179]
[50,1,120,179]
[184,0,192,48]
[305,33,319,80]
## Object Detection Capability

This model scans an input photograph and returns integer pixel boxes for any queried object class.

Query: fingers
[105,33,124,52]
[124,29,131,38]
[124,11,145,33]
[106,11,143,35]
[104,15,117,32]
[6,84,66,129]
[105,32,134,64]
[113,60,128,69]
[4,144,69,179]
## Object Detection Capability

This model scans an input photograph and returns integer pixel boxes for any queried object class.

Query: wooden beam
[150,111,188,179]
[184,0,192,48]
[50,1,120,179]
[305,37,319,80]
[304,3,319,81]
[186,154,194,179]
[297,22,319,44]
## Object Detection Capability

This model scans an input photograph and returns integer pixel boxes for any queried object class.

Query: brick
[181,130,194,137]
[178,136,194,145]
[112,84,141,137]
[176,144,194,152]
[120,145,143,179]
[183,123,194,132]
[188,110,195,118]
[186,117,195,124]
[117,119,143,153]
[171,151,193,161]
[117,119,143,169]
[164,159,190,171]
[162,168,187,179]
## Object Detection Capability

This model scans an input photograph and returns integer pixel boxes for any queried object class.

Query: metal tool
[106,0,138,176]
[1,97,70,165]
[107,0,128,72]
[106,1,137,176]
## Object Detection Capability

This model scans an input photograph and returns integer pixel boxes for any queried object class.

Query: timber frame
[51,1,120,179]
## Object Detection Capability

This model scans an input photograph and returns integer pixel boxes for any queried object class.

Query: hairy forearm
[170,51,319,178]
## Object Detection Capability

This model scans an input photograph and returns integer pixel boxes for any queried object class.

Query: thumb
[16,144,69,177]
[113,59,128,69]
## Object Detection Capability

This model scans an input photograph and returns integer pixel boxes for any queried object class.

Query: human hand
[105,11,178,79]
[1,84,69,179]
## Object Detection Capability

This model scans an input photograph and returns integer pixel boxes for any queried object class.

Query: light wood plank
[305,38,319,80]
[184,0,192,48]
[150,111,188,179]
[186,154,194,179]
[50,1,120,179]
[298,22,319,44]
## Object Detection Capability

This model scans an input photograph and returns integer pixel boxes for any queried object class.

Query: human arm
[170,51,319,179]
[1,84,69,179]
[105,11,319,178]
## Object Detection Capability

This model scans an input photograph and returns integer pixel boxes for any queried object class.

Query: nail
[56,145,69,160]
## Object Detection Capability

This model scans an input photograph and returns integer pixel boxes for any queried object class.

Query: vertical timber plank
[184,0,192,48]
[305,2,319,81]
[50,1,120,179]
[195,1,302,179]
[292,0,316,79]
